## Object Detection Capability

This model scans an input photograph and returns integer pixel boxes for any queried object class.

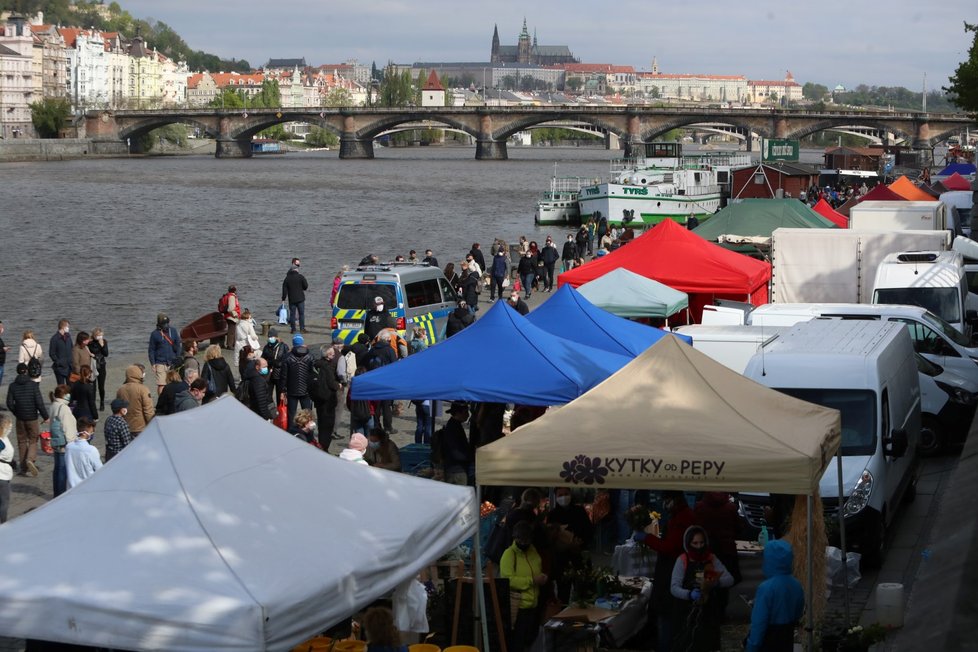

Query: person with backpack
[148,313,181,396]
[0,414,14,523]
[366,331,399,433]
[6,362,49,477]
[200,344,236,402]
[308,345,340,451]
[489,245,509,302]
[279,334,313,427]
[261,328,289,404]
[48,384,76,497]
[49,319,72,385]
[446,301,474,337]
[218,285,241,351]
[18,329,43,385]
[155,368,188,416]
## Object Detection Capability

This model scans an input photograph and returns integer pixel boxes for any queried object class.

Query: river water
[1,144,827,356]
[1,146,620,355]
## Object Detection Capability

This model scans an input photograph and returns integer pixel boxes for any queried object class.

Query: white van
[672,324,787,373]
[872,250,970,335]
[746,303,978,383]
[741,319,920,567]
[916,353,978,454]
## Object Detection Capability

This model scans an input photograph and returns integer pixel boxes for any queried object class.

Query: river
[0,144,825,356]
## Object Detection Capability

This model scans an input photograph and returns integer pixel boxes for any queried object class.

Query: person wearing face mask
[103,398,132,462]
[546,487,594,603]
[49,319,72,385]
[242,357,273,421]
[669,525,733,652]
[115,364,155,438]
[363,426,400,471]
[364,296,395,340]
[501,520,547,652]
[261,328,290,405]
[289,408,318,444]
[561,233,577,273]
[633,490,696,652]
[65,417,102,489]
[48,384,76,497]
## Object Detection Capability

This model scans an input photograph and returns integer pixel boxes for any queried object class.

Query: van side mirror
[884,428,909,458]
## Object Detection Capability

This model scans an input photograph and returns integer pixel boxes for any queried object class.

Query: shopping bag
[277,302,289,325]
[274,395,289,430]
[39,431,54,455]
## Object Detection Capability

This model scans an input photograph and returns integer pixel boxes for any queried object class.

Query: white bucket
[876,582,904,627]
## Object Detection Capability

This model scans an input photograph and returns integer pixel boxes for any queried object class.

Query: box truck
[770,228,952,304]
[848,200,948,232]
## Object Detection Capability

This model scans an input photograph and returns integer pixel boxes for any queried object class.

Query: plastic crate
[400,443,432,475]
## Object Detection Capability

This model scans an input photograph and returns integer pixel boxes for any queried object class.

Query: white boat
[577,143,751,227]
[533,167,589,226]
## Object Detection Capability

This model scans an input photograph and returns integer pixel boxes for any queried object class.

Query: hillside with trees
[0,0,250,72]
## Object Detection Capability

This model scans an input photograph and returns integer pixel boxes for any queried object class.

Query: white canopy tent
[0,399,477,651]
[474,336,842,649]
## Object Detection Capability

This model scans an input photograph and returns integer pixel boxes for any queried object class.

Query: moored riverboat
[534,167,590,226]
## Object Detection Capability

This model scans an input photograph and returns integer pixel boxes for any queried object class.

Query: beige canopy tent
[473,335,842,650]
[476,335,841,493]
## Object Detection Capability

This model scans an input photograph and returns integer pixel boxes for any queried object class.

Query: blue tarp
[525,284,689,357]
[350,301,631,405]
[937,163,977,177]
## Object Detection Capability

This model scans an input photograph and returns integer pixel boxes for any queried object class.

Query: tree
[30,98,71,138]
[208,88,245,109]
[306,126,339,148]
[322,87,353,107]
[945,22,978,116]
[802,82,829,101]
[378,62,414,107]
[252,79,281,108]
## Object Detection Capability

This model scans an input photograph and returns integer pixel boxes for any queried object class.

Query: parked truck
[848,200,948,232]
[769,228,952,304]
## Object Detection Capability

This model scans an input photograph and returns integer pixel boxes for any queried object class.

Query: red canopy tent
[859,185,906,202]
[942,172,972,191]
[558,219,771,321]
[812,198,849,228]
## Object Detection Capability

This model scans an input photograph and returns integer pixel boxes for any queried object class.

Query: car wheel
[861,510,886,569]
[917,415,945,457]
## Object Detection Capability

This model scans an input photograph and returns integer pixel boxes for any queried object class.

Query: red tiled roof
[561,63,636,73]
[638,72,746,80]
[749,80,801,87]
[423,69,443,91]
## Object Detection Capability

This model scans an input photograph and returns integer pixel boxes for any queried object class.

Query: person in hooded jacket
[279,334,313,427]
[694,491,744,615]
[461,268,480,312]
[745,539,805,652]
[115,364,154,437]
[634,490,697,652]
[669,524,734,652]
[446,301,475,337]
[500,520,547,652]
[489,245,509,301]
[200,344,236,402]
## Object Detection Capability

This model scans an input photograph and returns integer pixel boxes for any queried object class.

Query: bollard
[261,321,270,337]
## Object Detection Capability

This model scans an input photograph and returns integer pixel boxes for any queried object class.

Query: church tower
[491,24,500,63]
[517,18,531,64]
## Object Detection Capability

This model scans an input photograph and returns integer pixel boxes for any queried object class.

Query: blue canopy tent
[937,162,977,177]
[350,301,631,406]
[525,284,690,357]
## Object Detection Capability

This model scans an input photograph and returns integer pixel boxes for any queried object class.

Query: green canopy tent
[693,199,838,253]
[576,268,689,319]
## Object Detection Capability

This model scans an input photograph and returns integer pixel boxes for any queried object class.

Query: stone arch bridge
[85,106,976,160]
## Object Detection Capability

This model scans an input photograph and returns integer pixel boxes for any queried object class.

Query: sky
[115,0,975,91]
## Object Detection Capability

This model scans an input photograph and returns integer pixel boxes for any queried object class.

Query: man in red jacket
[633,490,696,652]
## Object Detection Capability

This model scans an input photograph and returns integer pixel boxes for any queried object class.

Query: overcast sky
[116,0,974,91]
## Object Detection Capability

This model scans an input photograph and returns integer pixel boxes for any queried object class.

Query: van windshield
[874,288,961,326]
[336,284,398,311]
[775,388,877,456]
[920,310,972,347]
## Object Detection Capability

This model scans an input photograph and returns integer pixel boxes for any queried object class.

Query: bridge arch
[786,119,913,145]
[928,127,965,147]
[489,112,626,144]
[353,113,480,142]
[118,117,220,142]
[228,112,342,141]
[640,117,772,142]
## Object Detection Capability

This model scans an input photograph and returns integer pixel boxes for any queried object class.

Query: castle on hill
[490,19,578,66]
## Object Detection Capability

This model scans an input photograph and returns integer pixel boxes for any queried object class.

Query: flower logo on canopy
[560,455,609,485]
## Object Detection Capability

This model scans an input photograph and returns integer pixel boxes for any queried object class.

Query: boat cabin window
[644,142,680,158]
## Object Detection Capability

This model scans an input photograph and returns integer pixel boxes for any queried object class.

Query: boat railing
[549,176,593,193]
[608,152,751,175]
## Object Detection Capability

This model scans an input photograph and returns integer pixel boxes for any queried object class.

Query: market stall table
[543,577,652,650]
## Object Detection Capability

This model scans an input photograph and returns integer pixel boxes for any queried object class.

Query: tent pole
[837,453,851,626]
[807,494,815,652]
[474,484,491,651]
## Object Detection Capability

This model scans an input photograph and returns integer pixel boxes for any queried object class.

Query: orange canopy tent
[888,176,937,201]
[557,219,771,321]
[812,198,849,228]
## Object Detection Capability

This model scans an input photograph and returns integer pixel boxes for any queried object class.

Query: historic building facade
[490,20,577,66]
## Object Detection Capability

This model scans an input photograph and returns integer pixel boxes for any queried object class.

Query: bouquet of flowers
[837,623,888,651]
[624,505,652,532]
